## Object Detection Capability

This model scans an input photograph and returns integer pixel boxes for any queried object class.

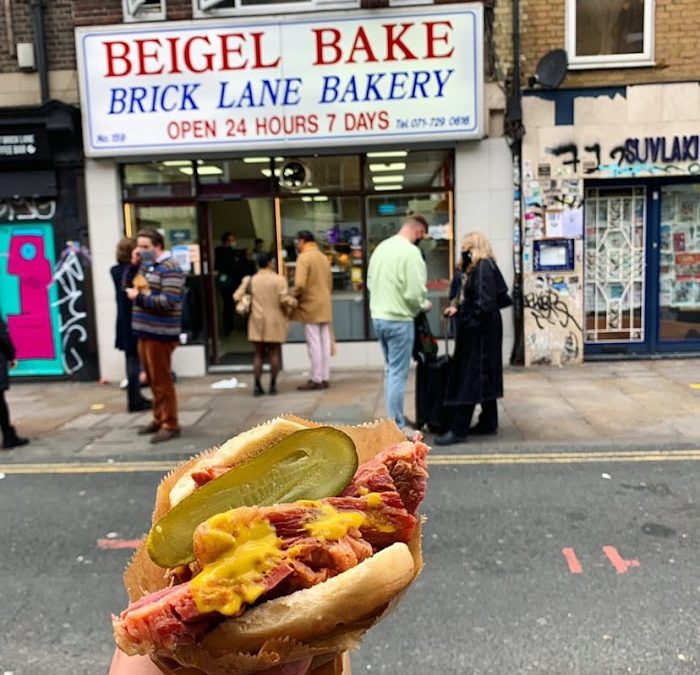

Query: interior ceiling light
[260,169,282,178]
[180,165,223,175]
[298,187,320,194]
[367,151,408,158]
[242,157,270,163]
[162,160,192,167]
[313,196,329,202]
[372,175,404,183]
[374,185,403,191]
[369,162,407,172]
[197,166,224,175]
[301,196,313,202]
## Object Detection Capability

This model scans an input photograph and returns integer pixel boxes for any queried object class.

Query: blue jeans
[373,318,414,428]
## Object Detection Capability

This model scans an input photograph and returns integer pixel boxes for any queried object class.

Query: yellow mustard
[190,515,284,616]
[189,498,392,616]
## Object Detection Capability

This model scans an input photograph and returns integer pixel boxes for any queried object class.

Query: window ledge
[568,59,656,71]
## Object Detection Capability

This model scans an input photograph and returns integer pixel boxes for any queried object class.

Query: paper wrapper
[121,416,425,675]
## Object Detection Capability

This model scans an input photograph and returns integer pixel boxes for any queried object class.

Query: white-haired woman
[435,231,510,445]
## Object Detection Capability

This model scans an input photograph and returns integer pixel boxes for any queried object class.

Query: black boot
[3,426,29,450]
[254,379,265,397]
[269,377,278,395]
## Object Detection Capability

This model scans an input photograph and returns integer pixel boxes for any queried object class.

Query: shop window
[275,155,361,194]
[193,0,358,17]
[122,162,195,200]
[280,197,365,341]
[566,0,654,69]
[658,185,700,343]
[364,149,452,192]
[123,0,166,22]
[123,204,206,343]
[366,192,452,338]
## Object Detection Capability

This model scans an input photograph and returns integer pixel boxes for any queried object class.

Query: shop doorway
[206,198,275,366]
[584,180,700,356]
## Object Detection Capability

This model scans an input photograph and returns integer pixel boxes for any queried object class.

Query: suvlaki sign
[75,4,483,157]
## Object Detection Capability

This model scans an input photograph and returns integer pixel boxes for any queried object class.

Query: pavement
[3,358,700,464]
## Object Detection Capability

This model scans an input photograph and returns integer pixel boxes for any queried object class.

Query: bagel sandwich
[113,417,429,673]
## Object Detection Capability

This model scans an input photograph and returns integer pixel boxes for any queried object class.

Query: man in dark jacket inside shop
[125,228,185,444]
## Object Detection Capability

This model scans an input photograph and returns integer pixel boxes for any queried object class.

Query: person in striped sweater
[125,229,185,444]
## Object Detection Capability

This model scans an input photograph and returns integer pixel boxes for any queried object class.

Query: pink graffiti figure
[7,234,55,359]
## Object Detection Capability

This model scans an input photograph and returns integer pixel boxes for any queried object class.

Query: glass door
[198,158,275,367]
[203,197,276,366]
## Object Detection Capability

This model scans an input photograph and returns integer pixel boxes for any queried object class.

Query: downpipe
[30,0,49,103]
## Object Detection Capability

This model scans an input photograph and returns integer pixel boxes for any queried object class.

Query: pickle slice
[147,427,358,568]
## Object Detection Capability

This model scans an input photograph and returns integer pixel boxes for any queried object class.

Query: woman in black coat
[435,231,508,445]
[0,316,29,450]
[110,237,152,413]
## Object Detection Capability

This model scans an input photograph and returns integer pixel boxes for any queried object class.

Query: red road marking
[97,538,141,550]
[603,546,640,574]
[562,547,583,574]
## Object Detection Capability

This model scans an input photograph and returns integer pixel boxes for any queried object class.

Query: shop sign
[0,125,50,163]
[75,4,483,157]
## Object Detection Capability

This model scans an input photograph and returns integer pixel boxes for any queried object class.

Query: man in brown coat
[292,230,333,390]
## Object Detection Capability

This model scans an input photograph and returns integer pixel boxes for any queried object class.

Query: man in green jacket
[367,214,432,432]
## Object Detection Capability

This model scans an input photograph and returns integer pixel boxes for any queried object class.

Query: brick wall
[0,1,75,73]
[521,0,700,88]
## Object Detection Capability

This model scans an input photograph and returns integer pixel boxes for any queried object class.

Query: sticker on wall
[545,210,564,238]
[0,224,63,376]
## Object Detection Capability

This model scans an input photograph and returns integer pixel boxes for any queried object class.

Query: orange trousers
[138,338,179,430]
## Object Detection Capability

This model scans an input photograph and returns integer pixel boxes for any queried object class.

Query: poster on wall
[75,4,484,156]
[0,224,64,376]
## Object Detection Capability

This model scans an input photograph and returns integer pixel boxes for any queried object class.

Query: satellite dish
[529,49,568,89]
[279,160,311,190]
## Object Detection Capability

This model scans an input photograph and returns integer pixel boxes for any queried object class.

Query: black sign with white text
[0,125,50,163]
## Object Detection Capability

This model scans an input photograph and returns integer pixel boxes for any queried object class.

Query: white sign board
[75,4,483,157]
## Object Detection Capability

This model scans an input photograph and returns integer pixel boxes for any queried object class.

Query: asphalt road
[1,454,699,675]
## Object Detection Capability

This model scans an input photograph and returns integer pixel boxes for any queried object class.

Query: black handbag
[413,311,438,363]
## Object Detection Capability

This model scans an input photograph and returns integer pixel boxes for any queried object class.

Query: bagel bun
[169,418,313,507]
[200,542,415,655]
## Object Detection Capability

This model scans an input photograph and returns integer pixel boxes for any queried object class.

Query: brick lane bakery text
[100,20,457,141]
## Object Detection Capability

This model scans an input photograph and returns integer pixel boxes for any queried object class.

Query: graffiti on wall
[53,242,91,375]
[545,136,700,179]
[0,202,91,377]
[523,276,583,367]
[0,197,57,222]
